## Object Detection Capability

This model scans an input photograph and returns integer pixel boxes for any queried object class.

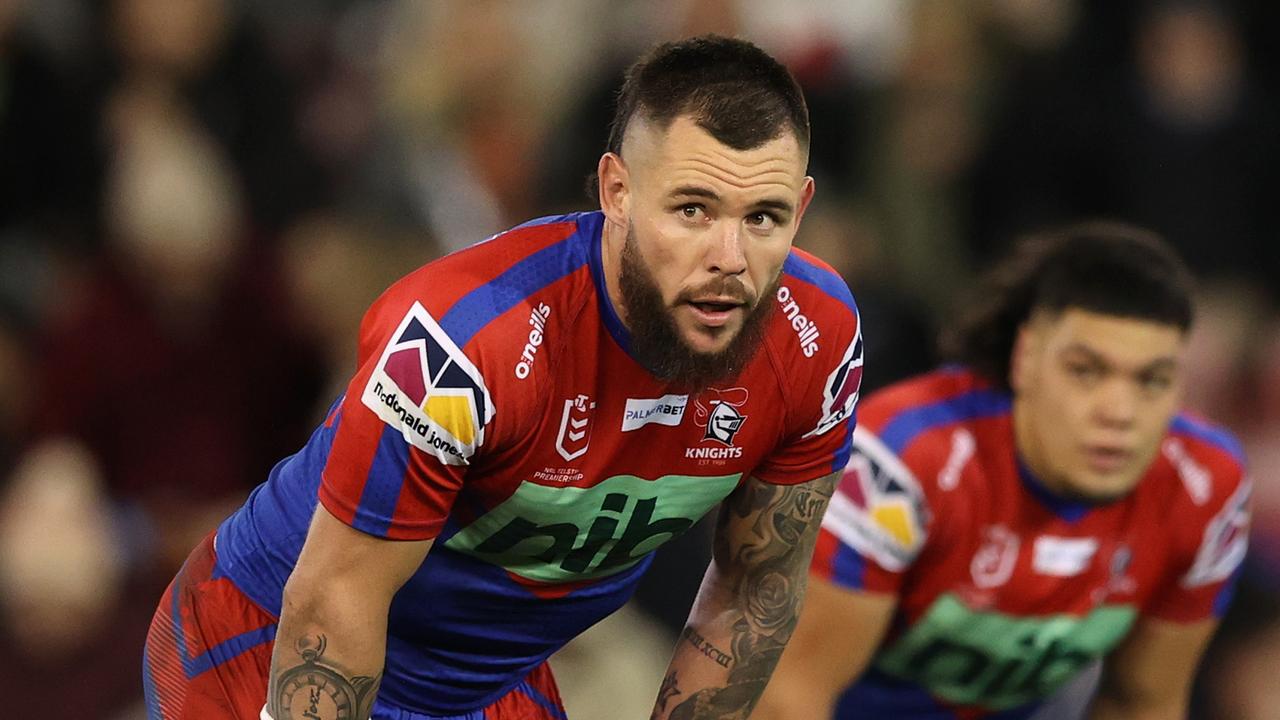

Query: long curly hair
[942,222,1196,389]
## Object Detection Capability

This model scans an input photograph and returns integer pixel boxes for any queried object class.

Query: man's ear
[1009,323,1035,392]
[794,176,816,226]
[597,152,630,227]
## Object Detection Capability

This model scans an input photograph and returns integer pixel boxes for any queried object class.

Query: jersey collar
[586,212,636,356]
[1016,456,1094,523]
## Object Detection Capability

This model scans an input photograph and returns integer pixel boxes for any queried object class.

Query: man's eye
[1140,374,1173,393]
[746,212,778,230]
[679,205,705,220]
[1067,362,1101,382]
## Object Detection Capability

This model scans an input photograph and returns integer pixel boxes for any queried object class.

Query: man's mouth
[686,298,745,327]
[1082,444,1134,474]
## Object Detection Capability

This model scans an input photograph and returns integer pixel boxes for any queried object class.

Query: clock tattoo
[272,635,381,720]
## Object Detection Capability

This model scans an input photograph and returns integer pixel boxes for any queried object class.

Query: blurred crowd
[0,1,1275,718]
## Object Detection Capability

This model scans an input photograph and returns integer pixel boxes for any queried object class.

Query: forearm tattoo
[268,635,382,720]
[682,627,733,668]
[660,475,836,720]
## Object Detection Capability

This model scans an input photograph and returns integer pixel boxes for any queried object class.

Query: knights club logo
[693,388,749,446]
[556,394,596,462]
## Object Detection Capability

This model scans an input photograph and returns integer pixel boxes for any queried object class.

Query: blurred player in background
[143,35,863,720]
[756,224,1249,719]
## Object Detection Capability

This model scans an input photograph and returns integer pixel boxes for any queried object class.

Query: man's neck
[599,218,629,328]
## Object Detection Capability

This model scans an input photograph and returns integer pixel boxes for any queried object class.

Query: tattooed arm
[265,505,431,720]
[650,471,839,720]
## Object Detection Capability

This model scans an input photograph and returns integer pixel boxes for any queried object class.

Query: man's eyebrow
[1060,343,1179,374]
[1137,357,1179,374]
[751,198,795,216]
[670,186,720,201]
[669,187,795,216]
[1058,343,1109,367]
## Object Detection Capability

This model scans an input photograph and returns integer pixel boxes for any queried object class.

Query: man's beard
[617,227,777,392]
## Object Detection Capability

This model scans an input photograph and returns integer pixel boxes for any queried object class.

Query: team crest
[362,302,494,466]
[693,388,749,446]
[805,327,863,438]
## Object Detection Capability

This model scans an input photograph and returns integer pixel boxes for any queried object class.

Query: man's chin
[1058,473,1143,505]
[677,325,740,357]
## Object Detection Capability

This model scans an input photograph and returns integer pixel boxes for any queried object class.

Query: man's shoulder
[775,248,859,330]
[367,213,600,349]
[1150,412,1249,512]
[857,368,1009,454]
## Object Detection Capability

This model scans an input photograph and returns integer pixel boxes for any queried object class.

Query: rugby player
[757,224,1249,719]
[143,35,864,720]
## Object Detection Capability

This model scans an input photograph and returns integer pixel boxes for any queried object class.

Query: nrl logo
[555,394,595,462]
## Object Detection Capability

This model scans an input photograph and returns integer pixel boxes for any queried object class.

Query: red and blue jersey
[812,367,1250,719]
[213,211,862,716]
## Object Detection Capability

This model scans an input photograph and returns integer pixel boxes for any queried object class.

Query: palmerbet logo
[444,473,741,582]
[875,594,1137,709]
[362,302,493,465]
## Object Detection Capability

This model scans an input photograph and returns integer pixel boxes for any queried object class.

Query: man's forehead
[622,115,805,170]
[1037,308,1186,361]
[622,115,808,199]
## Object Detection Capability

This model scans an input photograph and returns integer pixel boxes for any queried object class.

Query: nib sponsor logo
[362,302,493,465]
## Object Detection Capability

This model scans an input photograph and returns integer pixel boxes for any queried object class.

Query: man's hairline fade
[590,35,811,200]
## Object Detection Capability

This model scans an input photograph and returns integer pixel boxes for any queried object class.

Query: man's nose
[1094,378,1138,429]
[706,222,747,276]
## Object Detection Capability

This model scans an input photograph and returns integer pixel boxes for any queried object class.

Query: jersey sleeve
[811,424,930,594]
[1143,462,1251,623]
[753,308,863,485]
[317,299,497,541]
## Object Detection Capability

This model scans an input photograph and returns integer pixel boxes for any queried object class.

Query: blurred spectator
[972,1,1280,298]
[0,88,325,719]
[103,0,324,235]
[0,441,151,720]
[24,87,324,569]
[367,0,604,251]
[0,300,32,479]
[0,0,101,316]
[279,210,437,412]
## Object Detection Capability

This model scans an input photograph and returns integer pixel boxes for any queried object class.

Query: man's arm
[265,504,432,720]
[753,577,896,719]
[1089,617,1217,720]
[649,471,838,720]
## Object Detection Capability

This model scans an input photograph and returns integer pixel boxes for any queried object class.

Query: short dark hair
[943,222,1196,389]
[606,35,810,159]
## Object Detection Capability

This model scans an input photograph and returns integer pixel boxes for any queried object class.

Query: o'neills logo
[372,381,466,459]
[514,302,551,380]
[776,286,820,357]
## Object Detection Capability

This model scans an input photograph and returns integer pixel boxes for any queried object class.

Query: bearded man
[143,35,862,720]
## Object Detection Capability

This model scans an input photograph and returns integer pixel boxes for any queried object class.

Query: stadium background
[0,0,1276,717]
